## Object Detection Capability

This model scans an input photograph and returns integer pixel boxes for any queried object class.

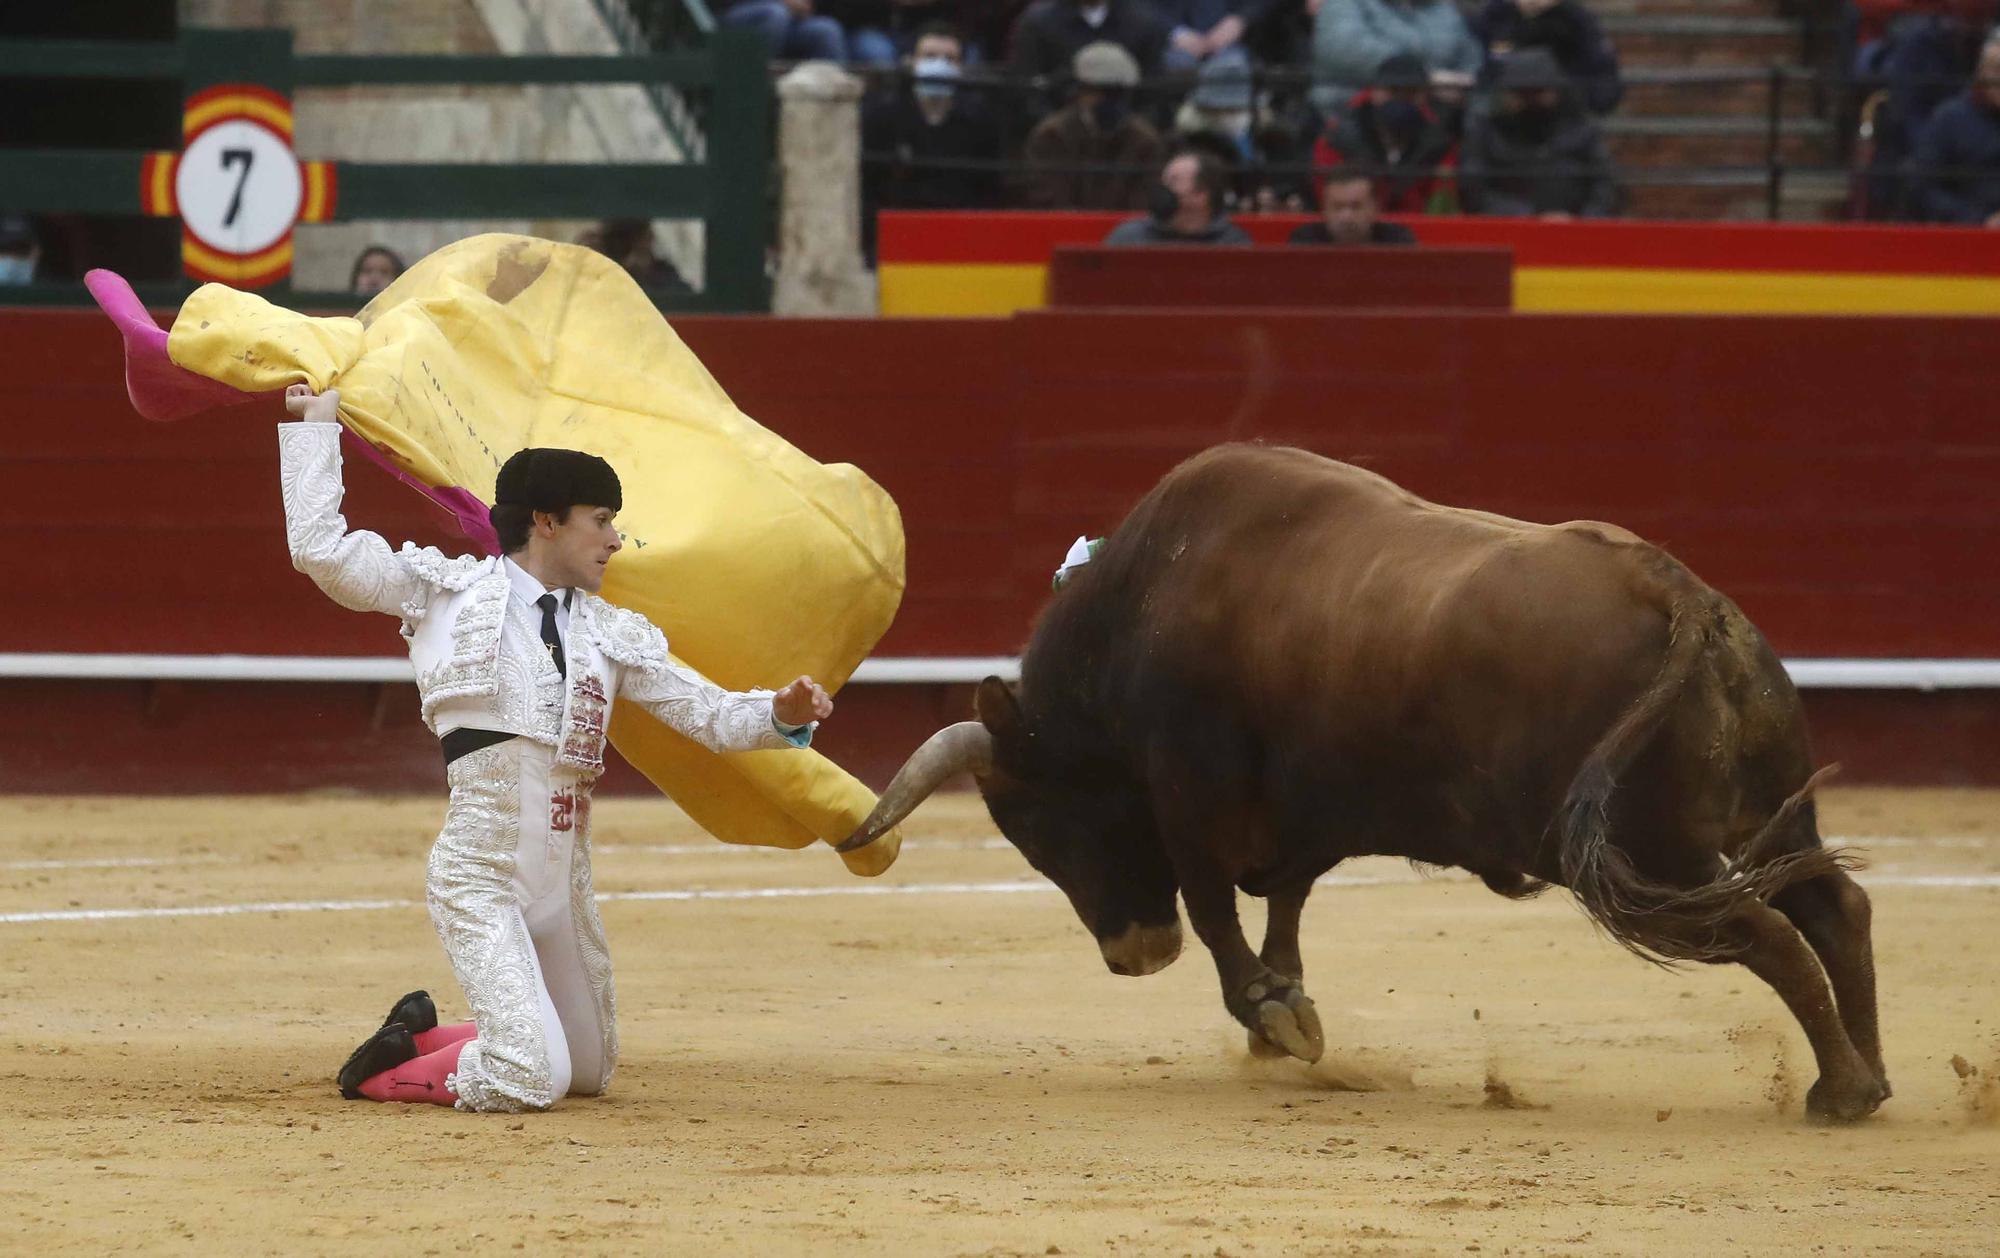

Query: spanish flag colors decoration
[138,83,336,287]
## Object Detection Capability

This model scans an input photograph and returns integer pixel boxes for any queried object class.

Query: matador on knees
[278,384,833,1112]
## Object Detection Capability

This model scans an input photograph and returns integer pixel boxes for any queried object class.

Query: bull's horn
[835,721,993,853]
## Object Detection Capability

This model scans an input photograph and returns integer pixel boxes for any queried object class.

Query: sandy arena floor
[2,788,1997,1256]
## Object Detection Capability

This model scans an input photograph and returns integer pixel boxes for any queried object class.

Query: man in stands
[1313,52,1461,214]
[1289,172,1419,243]
[1473,0,1622,115]
[1460,47,1618,218]
[1011,0,1170,81]
[864,23,1005,214]
[1104,149,1253,242]
[1022,41,1168,209]
[1909,34,2000,226]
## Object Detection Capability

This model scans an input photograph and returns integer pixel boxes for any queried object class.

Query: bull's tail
[1555,596,1859,967]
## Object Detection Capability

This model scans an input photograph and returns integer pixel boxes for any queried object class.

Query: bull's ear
[974,675,1027,745]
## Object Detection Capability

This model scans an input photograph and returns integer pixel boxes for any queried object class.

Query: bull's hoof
[1805,1073,1889,1124]
[1250,988,1324,1064]
[1246,1028,1292,1059]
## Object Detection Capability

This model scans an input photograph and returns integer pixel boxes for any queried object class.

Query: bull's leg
[1177,869,1325,1063]
[1724,901,1886,1122]
[1771,870,1888,1096]
[1247,882,1314,1059]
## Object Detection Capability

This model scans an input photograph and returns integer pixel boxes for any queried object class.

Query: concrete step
[1616,69,1820,119]
[1602,15,1803,66]
[1603,113,1832,165]
[1620,167,1849,219]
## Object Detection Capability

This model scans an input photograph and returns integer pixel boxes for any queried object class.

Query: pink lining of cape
[86,269,500,554]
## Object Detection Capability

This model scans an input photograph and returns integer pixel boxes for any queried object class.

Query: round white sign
[174,118,304,256]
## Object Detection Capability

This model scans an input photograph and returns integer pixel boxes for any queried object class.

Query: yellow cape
[169,234,905,874]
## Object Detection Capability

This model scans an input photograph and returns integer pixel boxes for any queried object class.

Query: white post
[772,62,873,316]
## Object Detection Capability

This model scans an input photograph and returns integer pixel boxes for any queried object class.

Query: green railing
[0,25,772,311]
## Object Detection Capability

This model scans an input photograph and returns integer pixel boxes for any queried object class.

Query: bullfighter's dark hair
[490,448,622,554]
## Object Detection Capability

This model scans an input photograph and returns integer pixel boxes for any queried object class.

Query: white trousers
[425,740,618,1112]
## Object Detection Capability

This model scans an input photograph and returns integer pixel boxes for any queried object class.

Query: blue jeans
[1162,38,1250,75]
[847,26,899,65]
[721,0,849,61]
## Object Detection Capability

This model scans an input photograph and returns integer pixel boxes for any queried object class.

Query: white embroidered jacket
[279,421,803,776]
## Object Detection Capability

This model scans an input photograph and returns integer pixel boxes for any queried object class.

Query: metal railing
[0,26,775,310]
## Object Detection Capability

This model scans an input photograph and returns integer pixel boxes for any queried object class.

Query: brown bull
[844,444,1889,1121]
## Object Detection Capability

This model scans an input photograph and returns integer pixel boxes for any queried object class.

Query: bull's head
[838,676,1183,977]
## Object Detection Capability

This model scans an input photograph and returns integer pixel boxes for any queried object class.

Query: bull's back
[1096,448,1686,820]
[1114,446,1665,705]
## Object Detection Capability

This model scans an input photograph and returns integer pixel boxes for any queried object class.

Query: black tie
[536,593,566,678]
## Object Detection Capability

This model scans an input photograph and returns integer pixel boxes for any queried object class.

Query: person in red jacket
[1310,52,1461,213]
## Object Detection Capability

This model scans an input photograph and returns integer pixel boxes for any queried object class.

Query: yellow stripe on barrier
[879,263,1046,317]
[1514,266,2000,314]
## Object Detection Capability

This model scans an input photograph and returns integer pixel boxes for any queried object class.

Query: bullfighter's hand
[773,676,833,727]
[284,384,341,423]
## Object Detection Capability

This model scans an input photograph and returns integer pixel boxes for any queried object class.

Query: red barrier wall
[5,305,1998,788]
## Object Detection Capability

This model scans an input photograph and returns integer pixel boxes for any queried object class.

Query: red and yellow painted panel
[136,84,337,286]
[877,212,2000,316]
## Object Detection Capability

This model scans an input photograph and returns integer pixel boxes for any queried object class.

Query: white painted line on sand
[1,869,1993,927]
[1,854,237,871]
[7,833,1979,874]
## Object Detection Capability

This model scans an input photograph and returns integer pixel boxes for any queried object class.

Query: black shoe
[338,1022,419,1100]
[381,990,437,1035]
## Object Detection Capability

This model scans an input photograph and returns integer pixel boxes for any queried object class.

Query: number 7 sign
[139,84,337,287]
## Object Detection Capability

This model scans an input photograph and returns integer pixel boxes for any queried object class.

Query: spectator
[349,245,405,297]
[1310,0,1482,114]
[1909,36,2000,225]
[0,215,40,286]
[1174,54,1258,164]
[1022,41,1169,208]
[1312,52,1460,213]
[587,219,697,297]
[1010,0,1171,82]
[832,0,990,63]
[864,24,1006,212]
[1288,172,1419,241]
[1156,0,1272,72]
[1473,0,1622,115]
[1104,149,1254,241]
[1460,48,1617,218]
[1849,0,1996,208]
[718,0,849,62]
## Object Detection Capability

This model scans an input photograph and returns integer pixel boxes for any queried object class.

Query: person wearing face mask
[1472,0,1622,116]
[1103,149,1254,242]
[0,216,41,286]
[1460,47,1617,219]
[1022,41,1169,208]
[1174,54,1258,164]
[1311,52,1461,214]
[862,22,1006,254]
[1010,0,1171,85]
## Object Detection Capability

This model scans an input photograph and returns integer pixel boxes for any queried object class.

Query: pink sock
[358,1038,466,1106]
[414,1021,477,1055]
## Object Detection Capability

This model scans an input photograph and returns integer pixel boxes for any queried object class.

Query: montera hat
[494,447,623,513]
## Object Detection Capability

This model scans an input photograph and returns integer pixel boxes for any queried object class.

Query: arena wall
[4,306,1996,790]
